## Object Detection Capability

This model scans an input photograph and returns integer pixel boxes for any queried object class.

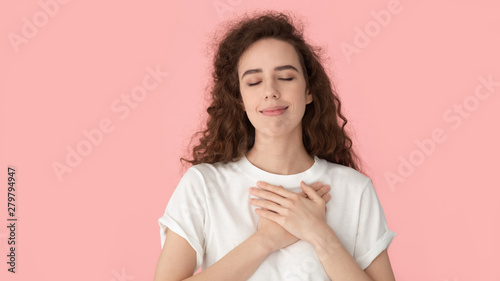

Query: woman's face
[237,38,312,139]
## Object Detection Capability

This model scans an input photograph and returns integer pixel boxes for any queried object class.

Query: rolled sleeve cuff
[355,228,397,270]
[158,215,204,271]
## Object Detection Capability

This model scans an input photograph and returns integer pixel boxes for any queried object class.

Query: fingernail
[256,181,262,187]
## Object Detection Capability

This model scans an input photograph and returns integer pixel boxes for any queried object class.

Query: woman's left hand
[249,181,329,243]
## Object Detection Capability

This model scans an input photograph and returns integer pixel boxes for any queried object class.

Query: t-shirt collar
[236,154,322,188]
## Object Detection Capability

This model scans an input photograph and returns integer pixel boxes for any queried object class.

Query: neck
[246,129,314,175]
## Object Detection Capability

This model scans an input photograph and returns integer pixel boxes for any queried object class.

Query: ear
[305,88,313,104]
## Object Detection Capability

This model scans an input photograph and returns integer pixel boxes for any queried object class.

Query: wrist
[249,232,276,256]
[306,222,342,254]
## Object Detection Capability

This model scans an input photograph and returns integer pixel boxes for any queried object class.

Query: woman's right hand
[254,181,331,253]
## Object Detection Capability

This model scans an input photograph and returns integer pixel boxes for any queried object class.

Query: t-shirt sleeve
[158,167,207,271]
[353,179,397,270]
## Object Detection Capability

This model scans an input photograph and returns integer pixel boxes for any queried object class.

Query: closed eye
[248,78,294,87]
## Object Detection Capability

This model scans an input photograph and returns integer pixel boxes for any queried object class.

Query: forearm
[307,224,373,281]
[183,233,272,281]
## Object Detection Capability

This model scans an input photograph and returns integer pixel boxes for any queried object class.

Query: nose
[263,80,280,100]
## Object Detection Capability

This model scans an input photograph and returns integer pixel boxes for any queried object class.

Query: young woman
[154,10,396,281]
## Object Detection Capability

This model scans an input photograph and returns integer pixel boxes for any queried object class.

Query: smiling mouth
[259,106,289,116]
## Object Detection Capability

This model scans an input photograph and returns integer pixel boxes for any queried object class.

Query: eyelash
[248,78,294,86]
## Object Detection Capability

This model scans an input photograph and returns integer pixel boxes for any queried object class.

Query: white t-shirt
[158,155,396,280]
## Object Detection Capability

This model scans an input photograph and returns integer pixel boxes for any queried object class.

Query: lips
[259,106,289,116]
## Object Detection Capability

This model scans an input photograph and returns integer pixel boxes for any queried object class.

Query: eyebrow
[240,65,299,79]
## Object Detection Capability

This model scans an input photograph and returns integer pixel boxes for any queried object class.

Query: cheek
[241,93,258,111]
[240,92,248,111]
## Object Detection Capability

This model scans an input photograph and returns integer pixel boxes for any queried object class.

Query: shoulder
[169,161,238,202]
[316,157,372,192]
[185,160,240,182]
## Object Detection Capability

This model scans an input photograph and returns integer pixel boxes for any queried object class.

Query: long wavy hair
[181,10,366,175]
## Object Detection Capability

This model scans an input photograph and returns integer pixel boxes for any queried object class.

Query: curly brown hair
[181,10,366,175]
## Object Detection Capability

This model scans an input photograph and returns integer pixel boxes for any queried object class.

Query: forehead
[237,38,301,74]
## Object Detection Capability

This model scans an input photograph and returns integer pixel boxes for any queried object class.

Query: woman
[154,10,396,281]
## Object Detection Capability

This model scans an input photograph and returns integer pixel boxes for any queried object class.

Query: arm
[182,232,273,281]
[153,218,296,281]
[307,223,395,281]
[153,230,197,281]
[153,227,274,281]
[154,182,331,281]
[250,181,396,281]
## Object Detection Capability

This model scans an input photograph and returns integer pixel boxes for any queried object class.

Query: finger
[301,181,322,201]
[250,187,288,206]
[250,198,286,214]
[311,182,323,190]
[256,181,294,199]
[258,206,272,212]
[322,192,331,203]
[255,208,282,223]
[298,182,322,198]
[315,185,331,198]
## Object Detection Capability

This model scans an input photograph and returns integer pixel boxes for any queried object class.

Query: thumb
[301,181,321,201]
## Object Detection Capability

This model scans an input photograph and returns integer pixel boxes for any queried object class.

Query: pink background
[1,0,499,280]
